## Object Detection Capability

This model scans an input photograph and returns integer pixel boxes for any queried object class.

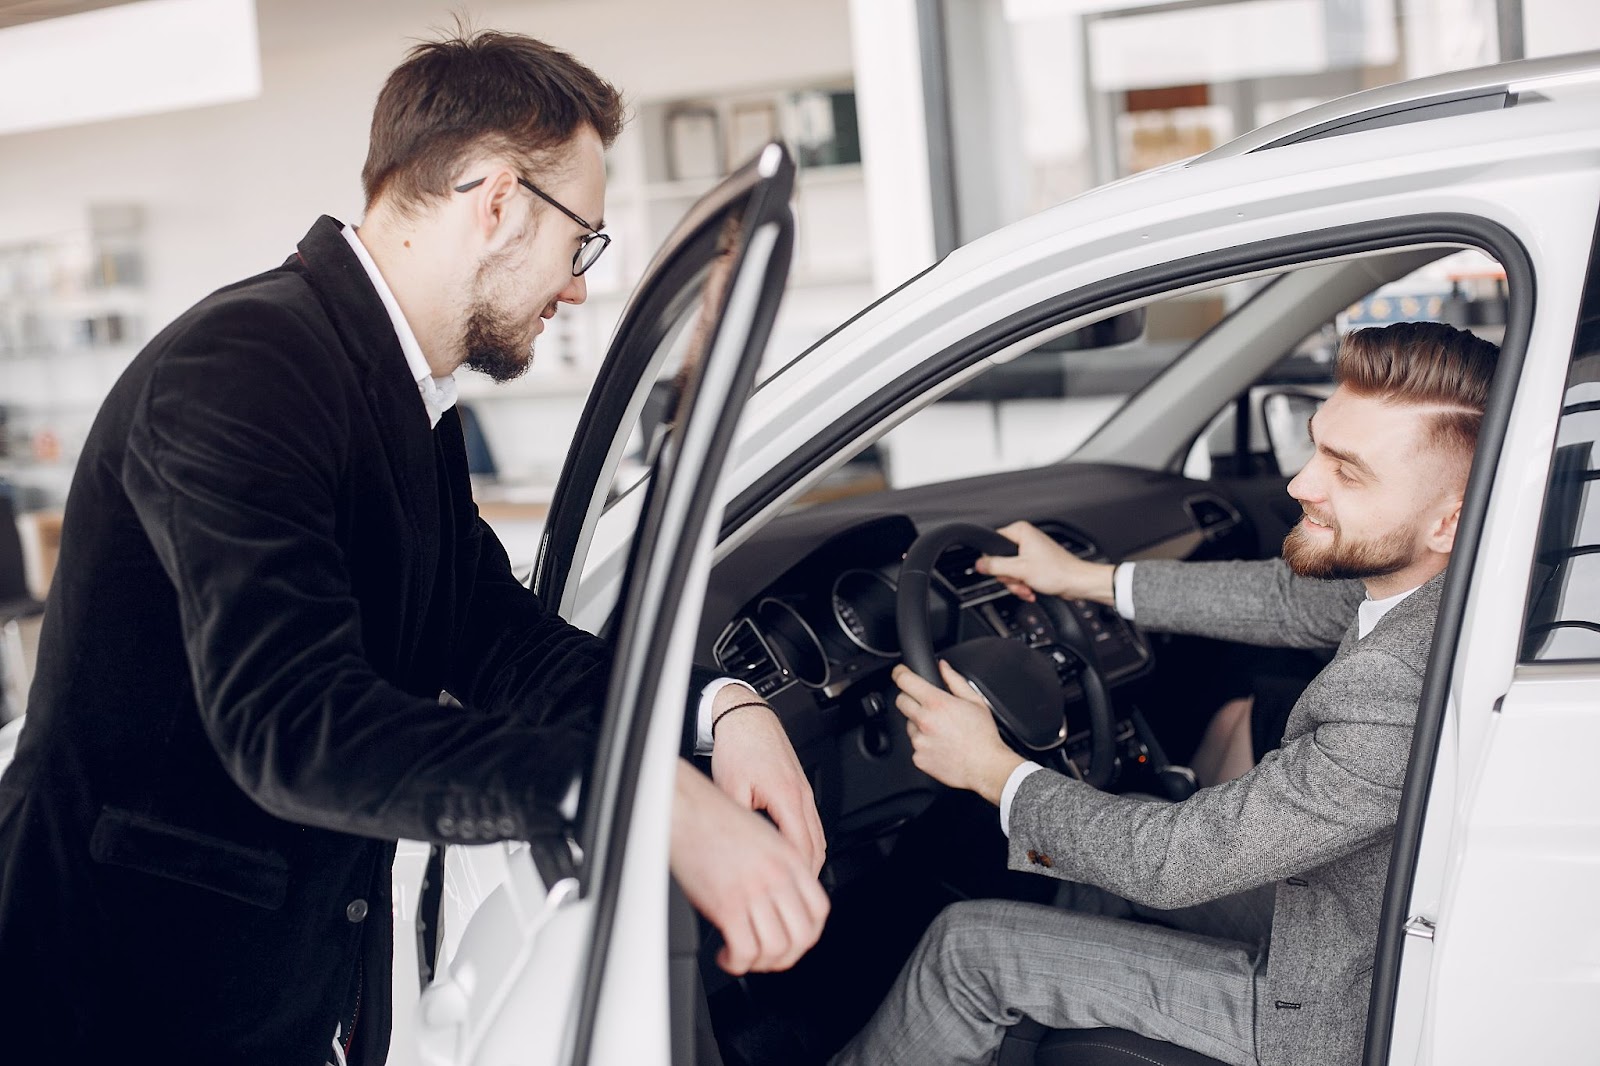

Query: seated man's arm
[1004,644,1418,908]
[977,521,1364,650]
[1130,557,1365,651]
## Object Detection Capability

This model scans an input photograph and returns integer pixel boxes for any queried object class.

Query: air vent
[934,523,1100,600]
[1036,522,1099,560]
[1184,495,1241,539]
[712,618,791,698]
[934,544,994,595]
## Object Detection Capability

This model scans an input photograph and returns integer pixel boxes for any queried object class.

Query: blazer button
[1026,850,1039,863]
[346,899,369,923]
[1038,854,1053,868]
[496,816,517,836]
[437,816,457,835]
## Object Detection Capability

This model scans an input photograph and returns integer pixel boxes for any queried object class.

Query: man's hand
[976,521,1116,605]
[893,663,1025,806]
[670,761,830,975]
[709,686,826,875]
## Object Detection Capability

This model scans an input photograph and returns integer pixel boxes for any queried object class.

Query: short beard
[461,302,532,384]
[1282,517,1413,581]
[460,242,533,384]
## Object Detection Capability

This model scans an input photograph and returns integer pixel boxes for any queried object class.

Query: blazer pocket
[90,806,289,910]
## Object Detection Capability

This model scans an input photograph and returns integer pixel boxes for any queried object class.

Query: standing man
[833,321,1497,1066]
[0,29,826,1066]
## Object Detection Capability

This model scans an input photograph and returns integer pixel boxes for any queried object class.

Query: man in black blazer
[0,30,826,1066]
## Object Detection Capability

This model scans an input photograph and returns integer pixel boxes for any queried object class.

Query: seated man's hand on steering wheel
[978,521,1117,606]
[893,662,1026,805]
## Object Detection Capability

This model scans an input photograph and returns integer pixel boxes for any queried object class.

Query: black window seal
[1364,217,1535,1064]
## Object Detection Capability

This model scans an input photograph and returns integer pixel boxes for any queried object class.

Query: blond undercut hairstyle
[1333,321,1500,461]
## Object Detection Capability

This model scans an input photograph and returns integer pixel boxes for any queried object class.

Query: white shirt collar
[339,223,457,429]
[1358,585,1420,640]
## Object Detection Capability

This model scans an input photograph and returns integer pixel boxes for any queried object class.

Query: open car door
[409,143,796,1066]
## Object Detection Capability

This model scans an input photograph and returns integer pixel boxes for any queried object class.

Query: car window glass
[566,263,729,615]
[869,276,1269,490]
[1522,224,1600,662]
[606,290,708,506]
[1184,250,1508,481]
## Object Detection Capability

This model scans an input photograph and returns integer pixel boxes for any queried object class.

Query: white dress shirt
[998,561,1421,834]
[339,223,732,752]
[340,225,458,427]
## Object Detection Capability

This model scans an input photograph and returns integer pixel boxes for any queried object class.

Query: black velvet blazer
[0,217,619,1064]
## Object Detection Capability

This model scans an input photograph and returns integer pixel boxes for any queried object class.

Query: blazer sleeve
[1131,558,1365,649]
[445,516,726,752]
[122,299,594,846]
[445,515,611,731]
[1005,641,1420,908]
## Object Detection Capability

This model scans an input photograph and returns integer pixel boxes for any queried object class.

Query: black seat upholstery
[1000,1020,1230,1066]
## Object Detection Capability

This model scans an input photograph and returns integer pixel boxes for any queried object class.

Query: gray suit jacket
[1007,558,1444,1066]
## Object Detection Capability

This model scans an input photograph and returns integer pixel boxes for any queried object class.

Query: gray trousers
[830,883,1273,1066]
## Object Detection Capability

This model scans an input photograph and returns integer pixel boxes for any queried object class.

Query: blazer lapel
[291,216,442,613]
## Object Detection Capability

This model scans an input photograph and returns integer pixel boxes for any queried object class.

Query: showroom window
[926,0,1517,248]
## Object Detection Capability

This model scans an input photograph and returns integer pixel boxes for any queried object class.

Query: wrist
[975,749,1027,807]
[1096,562,1117,606]
[711,699,772,742]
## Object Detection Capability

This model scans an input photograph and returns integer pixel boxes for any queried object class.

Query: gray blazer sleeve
[1005,637,1423,908]
[1132,558,1365,649]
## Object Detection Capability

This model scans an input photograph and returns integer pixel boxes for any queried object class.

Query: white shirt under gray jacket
[1006,558,1442,1066]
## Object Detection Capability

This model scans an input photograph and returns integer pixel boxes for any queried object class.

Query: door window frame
[720,213,1537,1065]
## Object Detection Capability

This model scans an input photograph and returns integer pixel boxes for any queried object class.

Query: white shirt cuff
[1113,561,1137,620]
[695,678,756,755]
[999,761,1045,837]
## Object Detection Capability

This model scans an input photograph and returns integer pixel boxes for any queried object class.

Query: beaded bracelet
[711,700,770,739]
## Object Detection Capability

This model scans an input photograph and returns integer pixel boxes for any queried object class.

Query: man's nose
[1287,460,1322,504]
[558,272,587,306]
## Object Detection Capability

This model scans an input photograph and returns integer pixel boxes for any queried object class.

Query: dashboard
[696,462,1258,863]
[710,514,1151,710]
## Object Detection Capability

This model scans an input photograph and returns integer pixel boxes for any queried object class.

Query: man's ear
[462,169,525,249]
[1427,498,1463,556]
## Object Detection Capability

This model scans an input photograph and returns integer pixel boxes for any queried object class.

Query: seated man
[832,320,1497,1066]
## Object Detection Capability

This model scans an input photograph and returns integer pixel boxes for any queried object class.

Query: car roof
[1199,48,1600,161]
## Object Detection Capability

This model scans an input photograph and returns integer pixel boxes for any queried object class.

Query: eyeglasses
[454,174,611,277]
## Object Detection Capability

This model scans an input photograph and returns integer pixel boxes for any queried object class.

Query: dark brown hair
[361,27,625,212]
[1334,320,1500,459]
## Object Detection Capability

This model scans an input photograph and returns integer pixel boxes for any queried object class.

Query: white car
[8,48,1599,1066]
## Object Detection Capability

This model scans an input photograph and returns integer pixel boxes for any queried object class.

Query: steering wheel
[896,523,1118,789]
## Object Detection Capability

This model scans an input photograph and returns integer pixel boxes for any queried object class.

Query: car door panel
[404,145,796,1066]
[1383,198,1600,1065]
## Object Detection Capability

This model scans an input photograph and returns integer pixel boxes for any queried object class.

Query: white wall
[0,0,857,492]
[0,0,855,329]
[1523,0,1600,57]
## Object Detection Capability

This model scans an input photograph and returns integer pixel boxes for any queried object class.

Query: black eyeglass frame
[454,174,611,277]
